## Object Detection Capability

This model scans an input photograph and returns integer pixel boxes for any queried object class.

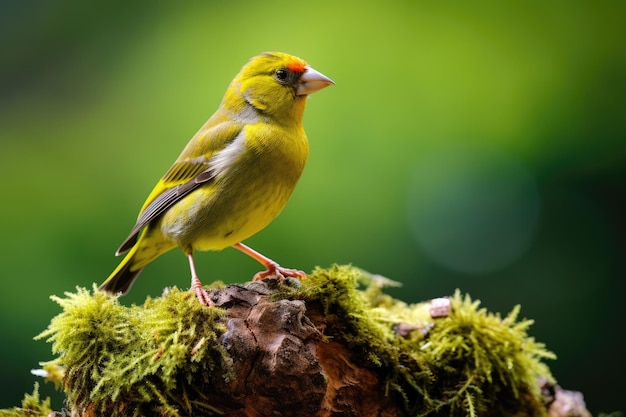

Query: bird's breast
[159,123,309,251]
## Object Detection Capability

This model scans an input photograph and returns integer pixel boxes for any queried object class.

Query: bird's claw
[252,262,306,281]
[191,279,214,306]
[195,288,214,306]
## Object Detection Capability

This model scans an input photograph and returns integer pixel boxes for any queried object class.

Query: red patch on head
[287,60,307,73]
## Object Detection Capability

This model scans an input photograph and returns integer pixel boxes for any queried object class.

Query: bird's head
[226,52,334,119]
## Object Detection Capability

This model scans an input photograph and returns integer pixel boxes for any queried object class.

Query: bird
[98,52,334,305]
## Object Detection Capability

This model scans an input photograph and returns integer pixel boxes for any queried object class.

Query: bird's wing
[116,120,244,255]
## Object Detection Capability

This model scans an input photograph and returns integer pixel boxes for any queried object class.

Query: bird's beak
[297,66,335,96]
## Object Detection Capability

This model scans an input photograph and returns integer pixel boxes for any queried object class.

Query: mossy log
[8,265,595,417]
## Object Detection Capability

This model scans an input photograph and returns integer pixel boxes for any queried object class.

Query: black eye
[275,68,289,82]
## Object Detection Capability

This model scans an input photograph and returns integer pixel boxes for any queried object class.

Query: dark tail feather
[99,246,143,295]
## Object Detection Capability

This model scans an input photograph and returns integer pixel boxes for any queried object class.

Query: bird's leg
[233,242,306,281]
[187,252,213,306]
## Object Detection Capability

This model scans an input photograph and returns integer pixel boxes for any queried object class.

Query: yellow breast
[159,122,309,252]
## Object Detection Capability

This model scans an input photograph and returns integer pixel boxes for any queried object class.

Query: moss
[292,266,556,416]
[35,285,229,416]
[293,266,436,411]
[420,291,556,417]
[28,266,561,416]
[0,383,52,417]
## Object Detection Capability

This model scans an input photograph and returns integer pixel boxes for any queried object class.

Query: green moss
[293,266,555,417]
[422,291,556,416]
[30,266,557,416]
[0,383,52,417]
[35,285,229,416]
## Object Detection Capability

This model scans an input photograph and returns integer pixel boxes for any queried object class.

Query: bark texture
[207,280,404,417]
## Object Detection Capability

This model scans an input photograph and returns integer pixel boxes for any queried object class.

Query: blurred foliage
[0,0,624,414]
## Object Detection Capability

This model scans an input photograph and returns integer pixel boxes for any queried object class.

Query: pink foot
[192,283,214,306]
[252,261,306,281]
[231,243,306,282]
[187,253,213,306]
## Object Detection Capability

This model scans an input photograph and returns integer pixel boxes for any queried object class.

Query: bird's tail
[99,244,143,295]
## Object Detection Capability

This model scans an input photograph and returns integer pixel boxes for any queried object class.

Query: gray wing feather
[115,169,216,255]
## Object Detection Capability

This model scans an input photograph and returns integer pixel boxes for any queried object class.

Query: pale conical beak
[297,66,335,96]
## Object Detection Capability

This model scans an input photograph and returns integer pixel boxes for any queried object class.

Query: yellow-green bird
[99,52,334,305]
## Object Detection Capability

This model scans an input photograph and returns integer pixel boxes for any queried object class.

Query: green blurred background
[1,0,624,413]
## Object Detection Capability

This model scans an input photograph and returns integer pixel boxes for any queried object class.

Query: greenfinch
[99,52,334,305]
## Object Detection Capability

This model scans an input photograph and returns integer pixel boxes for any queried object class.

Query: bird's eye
[275,68,289,82]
